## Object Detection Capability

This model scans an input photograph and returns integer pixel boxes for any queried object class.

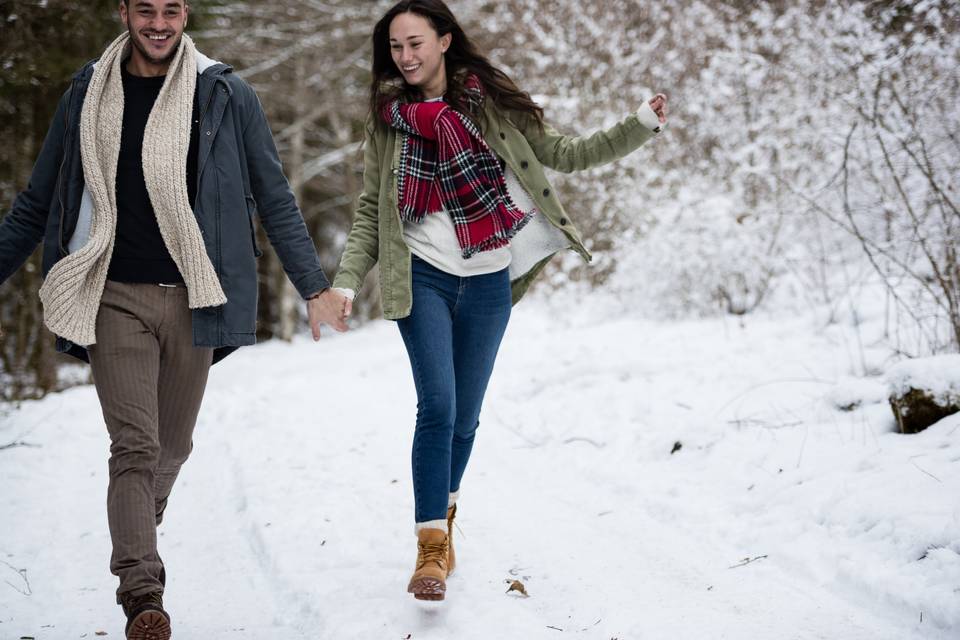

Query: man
[0,1,348,638]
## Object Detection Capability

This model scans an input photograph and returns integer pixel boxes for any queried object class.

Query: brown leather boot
[407,528,449,601]
[120,591,171,640]
[446,504,457,576]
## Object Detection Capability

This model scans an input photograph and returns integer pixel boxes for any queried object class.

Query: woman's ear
[440,33,452,53]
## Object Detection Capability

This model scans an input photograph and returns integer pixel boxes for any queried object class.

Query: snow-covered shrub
[814,1,960,354]
[607,192,779,317]
[886,355,960,433]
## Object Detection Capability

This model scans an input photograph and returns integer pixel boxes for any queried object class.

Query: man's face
[119,1,189,68]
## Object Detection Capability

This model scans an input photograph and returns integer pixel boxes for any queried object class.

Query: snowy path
[1,302,957,639]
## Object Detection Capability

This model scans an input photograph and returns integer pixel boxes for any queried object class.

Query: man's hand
[307,289,350,341]
[649,93,668,123]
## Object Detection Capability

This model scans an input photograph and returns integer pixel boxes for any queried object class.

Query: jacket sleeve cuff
[298,271,332,300]
[334,287,356,301]
[636,101,665,133]
[332,273,361,296]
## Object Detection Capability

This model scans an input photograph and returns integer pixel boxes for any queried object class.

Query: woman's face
[389,12,451,98]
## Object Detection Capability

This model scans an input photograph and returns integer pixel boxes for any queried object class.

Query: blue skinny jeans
[397,256,512,524]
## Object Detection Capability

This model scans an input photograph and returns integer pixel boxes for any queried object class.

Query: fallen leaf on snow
[506,579,529,597]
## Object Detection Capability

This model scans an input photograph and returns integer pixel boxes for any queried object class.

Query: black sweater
[107,63,199,284]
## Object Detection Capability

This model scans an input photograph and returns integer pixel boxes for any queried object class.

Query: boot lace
[447,504,457,534]
[417,539,449,570]
[122,591,164,617]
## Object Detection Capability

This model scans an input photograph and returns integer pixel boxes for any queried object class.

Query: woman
[333,0,667,601]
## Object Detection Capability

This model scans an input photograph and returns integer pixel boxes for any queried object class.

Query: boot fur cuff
[415,519,448,535]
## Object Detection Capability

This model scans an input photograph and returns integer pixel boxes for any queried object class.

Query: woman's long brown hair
[369,0,544,130]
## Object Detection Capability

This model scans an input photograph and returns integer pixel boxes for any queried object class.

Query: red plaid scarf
[381,76,532,258]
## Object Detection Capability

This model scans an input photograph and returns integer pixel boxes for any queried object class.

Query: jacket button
[392,168,398,175]
[520,160,529,169]
[205,131,212,136]
[542,188,550,197]
[560,217,568,225]
[499,132,506,140]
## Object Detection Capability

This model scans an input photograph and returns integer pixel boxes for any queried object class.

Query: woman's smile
[400,62,424,78]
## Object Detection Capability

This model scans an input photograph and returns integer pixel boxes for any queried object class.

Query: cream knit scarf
[39,32,226,347]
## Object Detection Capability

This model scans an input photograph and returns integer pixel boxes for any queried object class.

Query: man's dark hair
[121,1,190,6]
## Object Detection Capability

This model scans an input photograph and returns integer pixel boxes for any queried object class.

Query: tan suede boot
[407,528,449,601]
[446,504,457,576]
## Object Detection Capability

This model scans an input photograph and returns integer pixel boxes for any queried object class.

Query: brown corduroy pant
[87,281,213,602]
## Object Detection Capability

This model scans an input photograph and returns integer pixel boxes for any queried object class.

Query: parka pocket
[245,194,263,258]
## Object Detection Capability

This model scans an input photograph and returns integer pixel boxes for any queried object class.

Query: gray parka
[0,51,330,364]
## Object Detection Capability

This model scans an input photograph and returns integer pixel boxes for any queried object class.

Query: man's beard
[128,27,182,67]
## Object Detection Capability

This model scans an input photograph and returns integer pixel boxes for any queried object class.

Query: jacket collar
[196,50,232,77]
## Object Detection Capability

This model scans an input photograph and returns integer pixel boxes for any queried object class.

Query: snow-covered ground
[1,295,957,639]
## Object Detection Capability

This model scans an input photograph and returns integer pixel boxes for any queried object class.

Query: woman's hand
[307,289,350,340]
[649,94,668,124]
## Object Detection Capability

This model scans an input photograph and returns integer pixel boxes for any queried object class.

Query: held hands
[307,288,350,341]
[649,93,668,124]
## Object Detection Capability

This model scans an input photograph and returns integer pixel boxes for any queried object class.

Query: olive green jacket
[332,99,660,319]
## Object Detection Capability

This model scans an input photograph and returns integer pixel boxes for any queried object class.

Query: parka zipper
[194,76,219,203]
[57,79,77,257]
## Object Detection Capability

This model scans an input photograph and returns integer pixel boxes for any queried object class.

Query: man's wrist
[306,287,330,301]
